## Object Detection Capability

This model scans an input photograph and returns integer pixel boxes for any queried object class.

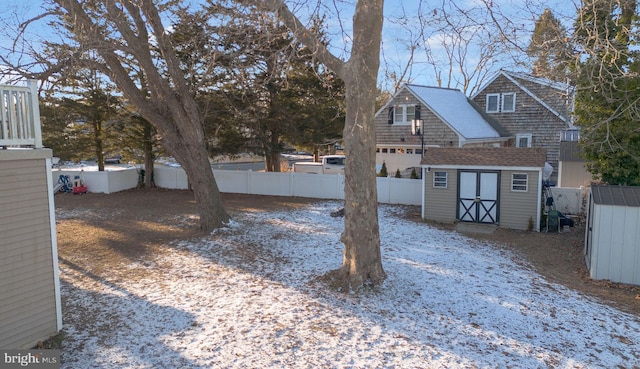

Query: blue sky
[1,0,580,93]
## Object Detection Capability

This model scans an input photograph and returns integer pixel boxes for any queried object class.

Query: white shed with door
[585,185,640,286]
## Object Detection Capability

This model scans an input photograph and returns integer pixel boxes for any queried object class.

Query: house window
[397,148,405,154]
[486,94,499,113]
[486,93,516,113]
[516,133,532,148]
[512,173,528,192]
[382,148,388,153]
[433,171,448,188]
[502,93,516,112]
[393,104,416,124]
[390,148,396,154]
[406,148,413,154]
[376,148,380,153]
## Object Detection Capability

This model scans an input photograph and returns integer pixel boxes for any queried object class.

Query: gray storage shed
[585,185,640,286]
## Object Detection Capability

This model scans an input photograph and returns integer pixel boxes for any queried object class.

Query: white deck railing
[0,80,42,148]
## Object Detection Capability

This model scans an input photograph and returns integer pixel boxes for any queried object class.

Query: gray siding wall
[424,169,458,222]
[0,158,58,348]
[472,75,569,179]
[499,170,541,231]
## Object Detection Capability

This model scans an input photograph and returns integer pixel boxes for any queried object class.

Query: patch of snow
[59,202,640,368]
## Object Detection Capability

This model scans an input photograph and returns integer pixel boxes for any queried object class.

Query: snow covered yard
[58,201,640,368]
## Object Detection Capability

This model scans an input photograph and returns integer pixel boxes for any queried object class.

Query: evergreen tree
[40,70,121,170]
[527,9,573,82]
[378,162,388,177]
[410,168,419,179]
[395,168,402,178]
[573,0,640,185]
[176,2,344,172]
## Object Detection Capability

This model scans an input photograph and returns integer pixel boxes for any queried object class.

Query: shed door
[458,171,499,223]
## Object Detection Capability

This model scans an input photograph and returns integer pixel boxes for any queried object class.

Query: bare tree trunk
[142,122,155,188]
[338,1,385,287]
[53,0,229,231]
[174,139,227,230]
[269,133,281,172]
[260,0,385,288]
[94,121,104,172]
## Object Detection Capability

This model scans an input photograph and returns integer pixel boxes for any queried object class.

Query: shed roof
[591,184,640,207]
[421,147,547,168]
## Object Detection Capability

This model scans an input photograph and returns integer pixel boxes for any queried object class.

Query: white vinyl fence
[54,165,422,205]
[548,187,588,215]
[53,167,139,194]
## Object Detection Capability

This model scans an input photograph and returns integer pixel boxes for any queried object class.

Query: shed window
[433,171,448,188]
[511,173,528,192]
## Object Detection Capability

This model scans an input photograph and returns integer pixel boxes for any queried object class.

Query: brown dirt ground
[54,188,640,316]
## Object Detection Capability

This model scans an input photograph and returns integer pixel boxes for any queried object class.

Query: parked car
[293,155,345,174]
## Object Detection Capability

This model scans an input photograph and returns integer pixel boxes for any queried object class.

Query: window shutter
[388,106,394,124]
[415,105,421,120]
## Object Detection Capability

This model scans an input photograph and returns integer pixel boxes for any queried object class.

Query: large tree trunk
[338,0,385,288]
[53,0,229,232]
[262,0,386,289]
[149,118,229,230]
[172,137,228,230]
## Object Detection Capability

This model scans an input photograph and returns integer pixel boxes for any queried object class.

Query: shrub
[378,162,388,177]
[410,168,419,179]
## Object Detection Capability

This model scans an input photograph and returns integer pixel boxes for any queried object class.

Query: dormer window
[486,93,516,113]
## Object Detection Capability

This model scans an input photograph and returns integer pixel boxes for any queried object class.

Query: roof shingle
[421,147,547,168]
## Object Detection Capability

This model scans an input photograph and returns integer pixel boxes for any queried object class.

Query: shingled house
[470,70,575,182]
[374,84,509,177]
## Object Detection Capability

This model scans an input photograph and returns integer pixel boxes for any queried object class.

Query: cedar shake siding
[472,71,574,181]
[0,150,60,349]
[375,85,509,175]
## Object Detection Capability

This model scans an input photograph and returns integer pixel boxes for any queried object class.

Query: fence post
[28,80,43,148]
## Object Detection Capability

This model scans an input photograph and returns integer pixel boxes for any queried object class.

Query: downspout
[421,166,426,218]
[536,166,543,232]
[45,155,63,331]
